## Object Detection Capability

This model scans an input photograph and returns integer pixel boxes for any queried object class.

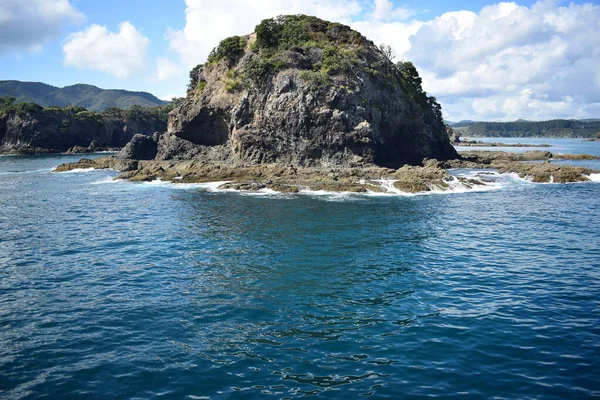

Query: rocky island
[55,15,599,192]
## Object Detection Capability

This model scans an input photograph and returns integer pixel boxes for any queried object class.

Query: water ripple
[1,152,600,399]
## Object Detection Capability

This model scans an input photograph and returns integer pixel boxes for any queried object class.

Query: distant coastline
[452,138,552,148]
[449,119,600,139]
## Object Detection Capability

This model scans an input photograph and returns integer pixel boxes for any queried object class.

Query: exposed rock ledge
[54,150,599,193]
[443,150,599,183]
[54,156,475,193]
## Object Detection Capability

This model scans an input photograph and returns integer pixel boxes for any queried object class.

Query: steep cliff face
[164,15,457,168]
[0,102,168,153]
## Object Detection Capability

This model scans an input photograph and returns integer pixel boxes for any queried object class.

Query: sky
[0,0,599,121]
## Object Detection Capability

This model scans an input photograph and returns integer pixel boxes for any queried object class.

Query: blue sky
[1,0,599,121]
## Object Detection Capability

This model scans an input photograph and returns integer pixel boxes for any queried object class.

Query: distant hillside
[461,119,600,138]
[446,120,478,128]
[0,80,167,112]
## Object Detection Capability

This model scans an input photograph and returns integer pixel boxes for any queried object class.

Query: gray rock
[0,103,168,153]
[141,16,458,168]
[116,134,158,160]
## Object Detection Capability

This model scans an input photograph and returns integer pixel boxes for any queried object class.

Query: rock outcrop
[116,133,159,160]
[153,15,457,168]
[442,150,599,183]
[0,100,169,154]
[54,156,488,193]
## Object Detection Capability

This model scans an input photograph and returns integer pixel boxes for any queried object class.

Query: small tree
[0,96,16,115]
[170,97,184,107]
[188,64,204,92]
[379,44,396,62]
[255,17,283,49]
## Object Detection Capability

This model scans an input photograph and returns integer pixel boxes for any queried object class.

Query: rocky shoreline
[54,149,599,193]
[443,151,599,183]
[0,146,119,155]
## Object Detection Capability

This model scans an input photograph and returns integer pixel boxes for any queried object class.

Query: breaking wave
[84,169,599,200]
[54,167,96,173]
[588,173,600,182]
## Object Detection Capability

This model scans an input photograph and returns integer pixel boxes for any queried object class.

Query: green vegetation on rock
[196,81,207,93]
[206,36,248,66]
[0,96,173,153]
[396,61,442,119]
[243,58,287,86]
[298,70,330,89]
[254,15,365,54]
[253,15,364,87]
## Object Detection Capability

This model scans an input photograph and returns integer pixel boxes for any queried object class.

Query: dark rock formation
[151,15,457,168]
[66,140,114,154]
[116,134,158,160]
[0,101,169,154]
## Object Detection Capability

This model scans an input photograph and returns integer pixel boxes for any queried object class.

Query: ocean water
[456,137,600,156]
[1,140,600,399]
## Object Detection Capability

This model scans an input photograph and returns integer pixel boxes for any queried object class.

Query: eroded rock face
[116,134,158,160]
[0,104,168,154]
[161,15,458,168]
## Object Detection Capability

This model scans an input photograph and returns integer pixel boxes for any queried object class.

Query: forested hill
[0,80,167,112]
[457,119,600,138]
[0,96,172,153]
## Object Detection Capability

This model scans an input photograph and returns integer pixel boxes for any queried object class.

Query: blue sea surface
[1,141,600,399]
[456,137,600,156]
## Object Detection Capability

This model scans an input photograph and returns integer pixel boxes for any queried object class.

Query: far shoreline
[452,137,552,148]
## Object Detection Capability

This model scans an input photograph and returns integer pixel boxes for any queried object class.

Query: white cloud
[0,0,84,53]
[163,0,419,91]
[371,0,416,21]
[155,57,183,81]
[159,93,186,102]
[166,0,364,69]
[350,19,423,58]
[163,0,600,121]
[63,22,149,79]
[403,0,600,121]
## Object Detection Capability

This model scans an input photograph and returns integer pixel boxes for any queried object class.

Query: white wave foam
[145,178,166,185]
[191,181,234,192]
[298,189,360,202]
[55,167,96,173]
[91,177,123,185]
[110,167,600,198]
[142,179,235,191]
[242,187,282,196]
[240,188,298,199]
[368,175,503,196]
[588,173,600,182]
